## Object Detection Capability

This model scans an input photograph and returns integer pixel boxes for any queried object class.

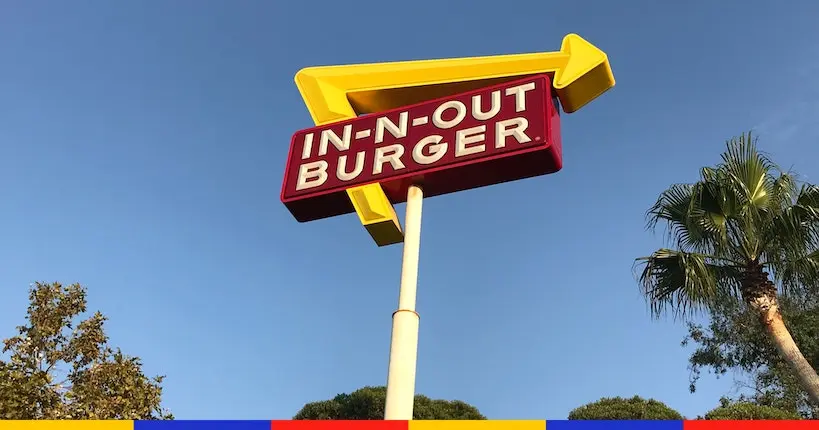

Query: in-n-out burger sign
[281,75,562,222]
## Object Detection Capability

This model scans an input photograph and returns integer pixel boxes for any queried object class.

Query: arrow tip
[554,34,608,89]
[553,34,615,113]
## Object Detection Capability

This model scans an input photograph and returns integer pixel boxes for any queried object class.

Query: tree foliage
[636,132,819,404]
[684,293,819,418]
[293,386,486,420]
[0,282,172,419]
[567,396,683,420]
[702,398,802,420]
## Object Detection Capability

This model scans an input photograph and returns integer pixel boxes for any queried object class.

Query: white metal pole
[383,184,424,420]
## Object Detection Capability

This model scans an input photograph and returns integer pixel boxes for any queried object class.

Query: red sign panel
[281,74,562,222]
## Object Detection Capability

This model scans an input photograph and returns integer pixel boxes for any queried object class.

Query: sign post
[384,184,423,420]
[282,33,615,421]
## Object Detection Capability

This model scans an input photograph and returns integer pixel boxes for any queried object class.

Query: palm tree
[636,132,819,405]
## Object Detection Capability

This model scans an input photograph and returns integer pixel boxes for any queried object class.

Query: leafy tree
[0,282,172,419]
[293,386,486,420]
[702,398,801,420]
[684,292,819,418]
[636,132,819,405]
[567,396,683,420]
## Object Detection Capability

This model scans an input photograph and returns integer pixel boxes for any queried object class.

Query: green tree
[293,386,486,420]
[636,132,819,405]
[684,293,819,418]
[0,282,172,419]
[567,396,683,420]
[702,398,801,420]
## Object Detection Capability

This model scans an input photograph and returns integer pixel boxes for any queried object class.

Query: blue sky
[1,0,819,421]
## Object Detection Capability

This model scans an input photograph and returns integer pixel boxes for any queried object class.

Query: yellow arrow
[347,184,404,246]
[292,33,615,247]
[295,33,614,124]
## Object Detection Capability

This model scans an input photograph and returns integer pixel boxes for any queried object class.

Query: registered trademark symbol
[535,136,541,141]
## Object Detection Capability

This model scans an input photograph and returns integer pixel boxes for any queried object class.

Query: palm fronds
[637,132,819,316]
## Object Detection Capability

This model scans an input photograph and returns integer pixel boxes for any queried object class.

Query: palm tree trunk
[752,296,819,405]
[743,263,819,405]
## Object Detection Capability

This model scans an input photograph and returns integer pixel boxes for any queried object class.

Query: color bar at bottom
[0,420,818,430]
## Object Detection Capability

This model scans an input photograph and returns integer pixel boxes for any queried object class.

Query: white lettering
[412,135,447,165]
[455,125,486,157]
[337,151,365,181]
[505,82,536,112]
[293,82,545,193]
[495,117,531,148]
[301,133,314,160]
[412,116,428,126]
[374,112,408,144]
[296,160,328,191]
[432,100,467,129]
[472,91,501,121]
[373,144,406,175]
[318,124,353,156]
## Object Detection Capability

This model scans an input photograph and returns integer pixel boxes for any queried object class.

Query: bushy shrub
[703,402,801,420]
[294,386,485,420]
[568,396,683,420]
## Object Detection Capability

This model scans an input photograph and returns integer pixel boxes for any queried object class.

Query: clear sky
[1,0,819,421]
